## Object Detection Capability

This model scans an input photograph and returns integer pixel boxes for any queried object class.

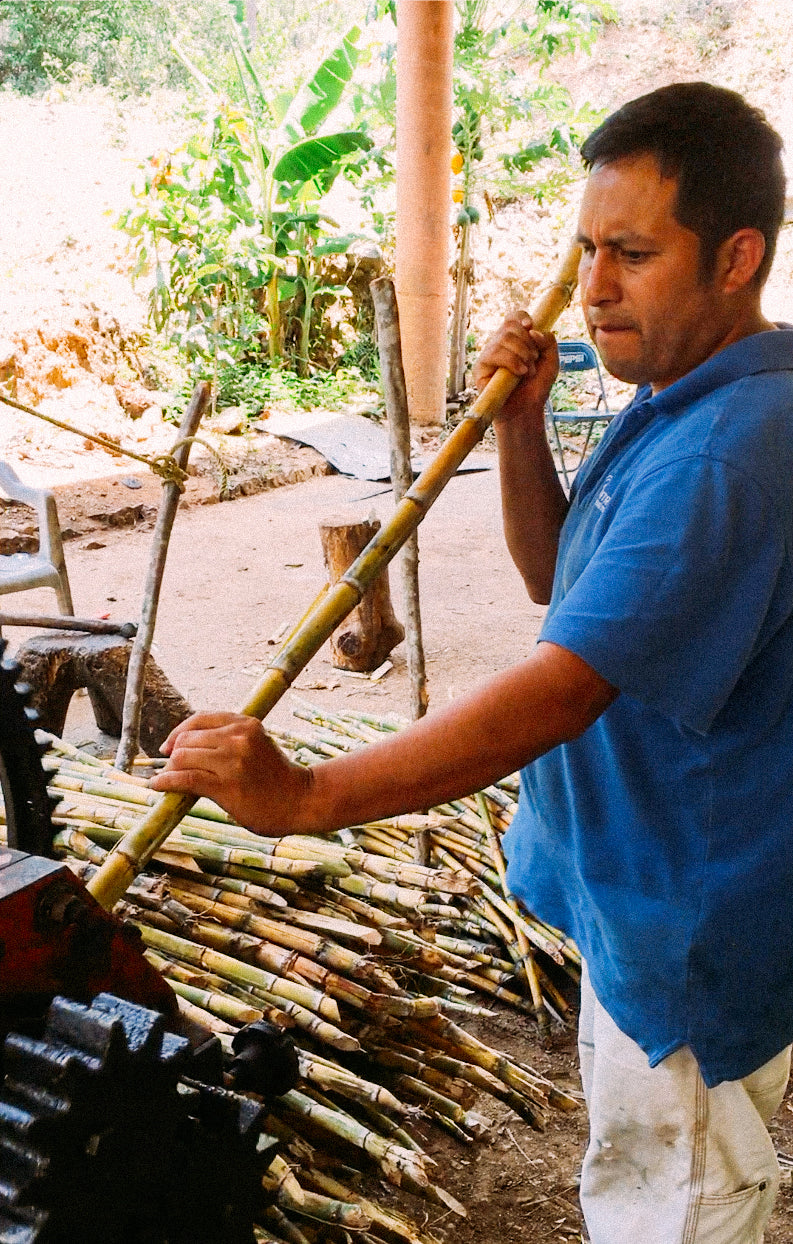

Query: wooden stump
[14,633,193,756]
[319,514,405,672]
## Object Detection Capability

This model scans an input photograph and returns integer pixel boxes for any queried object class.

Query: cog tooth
[0,640,58,854]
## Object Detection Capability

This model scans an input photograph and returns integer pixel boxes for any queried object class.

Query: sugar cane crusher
[0,646,300,1244]
[0,248,581,1244]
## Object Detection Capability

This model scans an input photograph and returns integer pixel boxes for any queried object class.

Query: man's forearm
[495,416,569,604]
[296,642,616,833]
[152,645,617,835]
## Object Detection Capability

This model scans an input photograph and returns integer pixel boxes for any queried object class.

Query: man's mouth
[592,323,636,336]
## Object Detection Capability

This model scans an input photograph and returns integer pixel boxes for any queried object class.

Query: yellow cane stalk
[87,244,581,910]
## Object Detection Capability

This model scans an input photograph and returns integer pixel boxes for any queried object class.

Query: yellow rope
[0,392,189,490]
[169,436,229,497]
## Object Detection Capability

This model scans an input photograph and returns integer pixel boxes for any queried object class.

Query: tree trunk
[448,221,472,398]
[115,382,209,771]
[395,0,454,425]
[319,515,404,672]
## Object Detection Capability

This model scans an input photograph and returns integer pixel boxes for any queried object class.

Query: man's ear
[717,228,766,293]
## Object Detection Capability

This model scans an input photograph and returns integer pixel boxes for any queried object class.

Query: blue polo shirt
[503,328,793,1086]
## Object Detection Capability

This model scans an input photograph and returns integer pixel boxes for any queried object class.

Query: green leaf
[302,27,360,133]
[273,132,372,187]
[502,141,553,172]
[313,233,359,257]
[282,28,361,141]
[313,284,349,297]
[270,92,293,127]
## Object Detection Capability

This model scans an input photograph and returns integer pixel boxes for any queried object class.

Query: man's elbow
[532,642,619,748]
[557,681,619,744]
[523,575,554,606]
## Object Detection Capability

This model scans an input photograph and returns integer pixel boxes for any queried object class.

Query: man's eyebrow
[575,230,659,249]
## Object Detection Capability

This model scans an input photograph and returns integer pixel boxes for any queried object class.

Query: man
[153,83,793,1242]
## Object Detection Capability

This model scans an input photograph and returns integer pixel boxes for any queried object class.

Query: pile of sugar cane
[24,702,582,1244]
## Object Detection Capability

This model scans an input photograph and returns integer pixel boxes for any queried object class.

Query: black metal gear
[0,638,57,858]
[0,650,294,1241]
[0,993,278,1244]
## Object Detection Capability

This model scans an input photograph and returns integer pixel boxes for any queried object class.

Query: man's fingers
[474,330,542,391]
[167,740,229,765]
[160,711,249,754]
[496,329,537,364]
[150,766,222,798]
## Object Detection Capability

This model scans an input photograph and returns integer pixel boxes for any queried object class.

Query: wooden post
[371,276,428,721]
[395,0,454,426]
[319,515,404,672]
[115,382,210,770]
[371,275,430,865]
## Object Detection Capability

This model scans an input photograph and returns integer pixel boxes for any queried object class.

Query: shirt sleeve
[540,453,788,734]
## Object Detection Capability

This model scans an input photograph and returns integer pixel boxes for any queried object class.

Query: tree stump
[319,514,405,672]
[14,633,193,756]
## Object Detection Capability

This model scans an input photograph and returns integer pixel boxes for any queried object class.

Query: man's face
[576,154,732,393]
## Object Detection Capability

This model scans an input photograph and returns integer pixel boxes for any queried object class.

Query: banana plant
[139,17,374,373]
[228,18,373,364]
[274,221,361,376]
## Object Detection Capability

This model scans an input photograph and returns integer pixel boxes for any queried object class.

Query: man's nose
[582,250,619,305]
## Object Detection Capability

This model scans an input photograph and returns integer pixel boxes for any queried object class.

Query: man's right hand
[151,712,315,836]
[477,314,568,603]
[473,314,559,430]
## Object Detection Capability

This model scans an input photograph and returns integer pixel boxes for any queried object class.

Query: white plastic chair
[0,462,73,614]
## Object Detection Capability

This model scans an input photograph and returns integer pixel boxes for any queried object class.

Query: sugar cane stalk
[87,243,581,912]
[476,790,550,1036]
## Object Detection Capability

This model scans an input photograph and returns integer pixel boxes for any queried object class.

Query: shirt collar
[645,327,793,418]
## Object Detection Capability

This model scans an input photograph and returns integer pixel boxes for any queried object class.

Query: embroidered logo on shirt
[594,474,614,513]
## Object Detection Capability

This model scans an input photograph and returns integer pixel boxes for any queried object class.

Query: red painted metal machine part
[0,847,178,1031]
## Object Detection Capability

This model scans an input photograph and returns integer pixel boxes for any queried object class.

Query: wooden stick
[87,245,581,911]
[371,272,429,867]
[448,217,472,398]
[371,275,429,724]
[114,383,210,771]
[0,612,137,637]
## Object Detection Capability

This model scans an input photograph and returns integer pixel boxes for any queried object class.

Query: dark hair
[580,82,786,285]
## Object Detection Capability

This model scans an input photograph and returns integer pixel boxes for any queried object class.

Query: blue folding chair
[546,340,614,491]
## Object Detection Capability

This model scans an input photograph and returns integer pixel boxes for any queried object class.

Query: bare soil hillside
[1,0,792,508]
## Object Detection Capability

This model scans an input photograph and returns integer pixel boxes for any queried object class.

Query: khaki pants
[578,965,791,1244]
